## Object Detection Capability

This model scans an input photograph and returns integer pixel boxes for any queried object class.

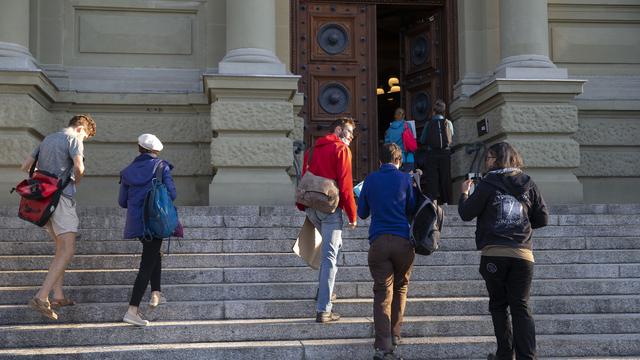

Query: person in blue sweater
[118,134,176,326]
[358,143,416,360]
[384,108,415,173]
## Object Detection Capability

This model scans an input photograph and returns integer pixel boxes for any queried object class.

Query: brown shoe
[51,298,76,309]
[29,298,58,320]
[316,311,340,323]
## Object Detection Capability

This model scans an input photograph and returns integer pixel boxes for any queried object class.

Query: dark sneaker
[373,349,403,360]
[314,289,337,302]
[392,335,401,351]
[315,311,340,323]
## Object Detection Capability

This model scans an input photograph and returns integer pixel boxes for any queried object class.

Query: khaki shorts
[46,196,79,236]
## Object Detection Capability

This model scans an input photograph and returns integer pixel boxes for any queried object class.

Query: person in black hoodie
[458,142,549,360]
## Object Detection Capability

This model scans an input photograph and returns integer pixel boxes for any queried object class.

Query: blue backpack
[143,160,178,240]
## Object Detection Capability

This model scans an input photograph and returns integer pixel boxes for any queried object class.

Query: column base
[209,168,294,206]
[495,54,567,79]
[0,42,39,70]
[218,48,286,75]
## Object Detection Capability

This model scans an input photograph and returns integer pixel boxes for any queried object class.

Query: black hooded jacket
[458,170,549,250]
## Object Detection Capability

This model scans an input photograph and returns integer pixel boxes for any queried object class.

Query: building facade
[0,0,638,206]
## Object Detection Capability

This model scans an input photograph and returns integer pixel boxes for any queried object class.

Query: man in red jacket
[296,117,357,323]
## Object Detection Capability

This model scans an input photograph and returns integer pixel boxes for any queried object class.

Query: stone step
[2,295,639,325]
[2,236,639,256]
[2,313,640,349]
[2,279,639,304]
[1,203,638,217]
[3,213,639,230]
[2,224,640,242]
[1,263,637,287]
[2,249,639,271]
[0,334,639,359]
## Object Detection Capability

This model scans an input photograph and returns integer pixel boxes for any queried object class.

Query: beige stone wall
[549,0,640,203]
[51,95,212,206]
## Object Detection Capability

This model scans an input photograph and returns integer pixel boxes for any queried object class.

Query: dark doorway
[376,5,445,167]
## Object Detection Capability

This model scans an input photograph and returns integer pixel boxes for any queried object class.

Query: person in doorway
[458,142,549,360]
[22,114,96,320]
[419,99,454,204]
[384,108,416,173]
[296,117,358,323]
[119,134,176,326]
[358,143,416,360]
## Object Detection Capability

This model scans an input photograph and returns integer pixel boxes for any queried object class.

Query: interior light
[388,85,401,93]
[376,88,385,95]
[387,77,399,87]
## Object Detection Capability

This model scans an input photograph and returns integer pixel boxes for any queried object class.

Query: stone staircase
[0,204,639,359]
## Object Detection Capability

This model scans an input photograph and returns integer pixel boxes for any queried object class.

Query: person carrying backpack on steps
[458,142,549,360]
[22,115,96,320]
[358,143,416,360]
[119,134,176,326]
[419,99,454,204]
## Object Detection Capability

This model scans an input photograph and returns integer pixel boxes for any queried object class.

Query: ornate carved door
[402,12,444,156]
[293,1,377,181]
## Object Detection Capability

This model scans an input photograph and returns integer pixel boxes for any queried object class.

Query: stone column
[495,0,566,79]
[0,0,38,70]
[206,0,299,206]
[218,0,285,75]
[450,0,586,204]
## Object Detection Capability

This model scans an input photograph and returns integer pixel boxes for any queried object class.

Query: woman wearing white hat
[118,134,177,326]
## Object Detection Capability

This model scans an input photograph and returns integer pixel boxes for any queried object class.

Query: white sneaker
[149,292,167,308]
[123,311,149,326]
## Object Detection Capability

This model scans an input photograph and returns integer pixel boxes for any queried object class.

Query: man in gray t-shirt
[31,131,84,198]
[21,114,96,321]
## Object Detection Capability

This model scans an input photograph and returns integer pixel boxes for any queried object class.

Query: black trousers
[422,149,451,204]
[480,256,536,360]
[129,238,163,307]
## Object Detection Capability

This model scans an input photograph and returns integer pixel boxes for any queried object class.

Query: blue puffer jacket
[384,120,415,164]
[118,153,177,239]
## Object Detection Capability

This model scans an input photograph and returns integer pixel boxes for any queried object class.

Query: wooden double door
[292,0,455,180]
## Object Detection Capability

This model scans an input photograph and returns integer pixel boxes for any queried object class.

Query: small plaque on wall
[477,119,488,137]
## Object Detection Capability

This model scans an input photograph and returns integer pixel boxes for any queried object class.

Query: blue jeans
[306,208,343,313]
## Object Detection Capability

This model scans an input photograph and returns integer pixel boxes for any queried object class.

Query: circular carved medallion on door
[410,35,430,66]
[319,83,350,114]
[411,91,431,122]
[317,23,349,55]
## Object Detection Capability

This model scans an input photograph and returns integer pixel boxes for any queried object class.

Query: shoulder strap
[306,142,316,171]
[152,159,164,184]
[29,149,39,177]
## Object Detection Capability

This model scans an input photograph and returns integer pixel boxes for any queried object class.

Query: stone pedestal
[204,75,300,205]
[451,79,586,204]
[0,71,57,205]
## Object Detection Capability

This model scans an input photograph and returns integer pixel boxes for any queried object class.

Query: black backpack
[425,116,452,149]
[408,173,444,255]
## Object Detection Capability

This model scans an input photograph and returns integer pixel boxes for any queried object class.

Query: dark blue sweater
[357,164,416,244]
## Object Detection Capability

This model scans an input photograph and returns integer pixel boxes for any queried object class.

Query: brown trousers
[368,234,415,351]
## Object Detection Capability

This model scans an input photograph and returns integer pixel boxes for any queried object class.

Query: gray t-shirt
[31,130,84,198]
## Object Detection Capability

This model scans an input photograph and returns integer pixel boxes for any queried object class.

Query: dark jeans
[423,149,451,204]
[368,234,415,352]
[129,238,163,307]
[480,256,536,360]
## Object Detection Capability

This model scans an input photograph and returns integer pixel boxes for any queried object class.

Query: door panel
[402,12,444,159]
[295,1,376,181]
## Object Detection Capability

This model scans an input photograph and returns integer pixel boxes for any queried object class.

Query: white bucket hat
[138,133,163,152]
